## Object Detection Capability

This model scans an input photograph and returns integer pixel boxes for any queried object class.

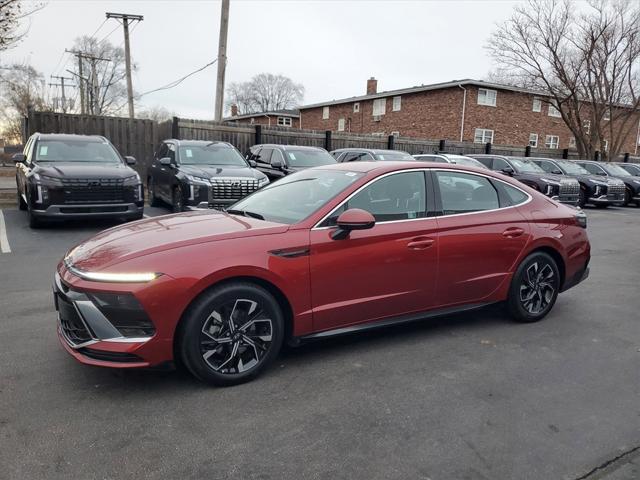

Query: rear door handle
[502,227,525,238]
[407,237,435,250]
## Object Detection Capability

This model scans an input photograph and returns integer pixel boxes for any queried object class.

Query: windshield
[601,163,631,176]
[620,164,640,175]
[230,169,364,224]
[179,144,247,166]
[508,158,545,173]
[555,160,589,175]
[283,149,336,168]
[35,140,121,163]
[375,151,414,161]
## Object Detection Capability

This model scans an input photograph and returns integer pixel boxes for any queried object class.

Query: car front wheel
[172,186,184,213]
[147,177,160,207]
[178,282,284,386]
[507,252,560,323]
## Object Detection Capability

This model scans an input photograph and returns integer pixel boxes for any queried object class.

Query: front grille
[607,181,625,201]
[78,348,143,363]
[60,178,126,204]
[558,179,580,203]
[209,178,259,201]
[57,295,93,345]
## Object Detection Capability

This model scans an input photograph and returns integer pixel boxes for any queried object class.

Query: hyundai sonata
[55,162,590,385]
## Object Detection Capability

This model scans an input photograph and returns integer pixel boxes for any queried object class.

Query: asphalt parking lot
[0,204,638,480]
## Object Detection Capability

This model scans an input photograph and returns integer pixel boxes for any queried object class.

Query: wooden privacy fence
[26,111,638,180]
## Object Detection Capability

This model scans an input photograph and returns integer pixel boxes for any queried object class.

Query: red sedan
[55,162,590,385]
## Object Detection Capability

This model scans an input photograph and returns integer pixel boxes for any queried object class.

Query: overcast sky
[4,0,530,118]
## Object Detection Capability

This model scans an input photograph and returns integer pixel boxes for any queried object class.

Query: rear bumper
[33,203,143,219]
[561,261,590,292]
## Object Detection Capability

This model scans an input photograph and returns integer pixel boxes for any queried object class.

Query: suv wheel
[507,252,559,323]
[178,282,284,386]
[17,186,27,211]
[578,188,586,208]
[147,177,160,207]
[172,186,184,213]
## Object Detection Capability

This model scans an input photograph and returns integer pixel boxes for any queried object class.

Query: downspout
[458,84,467,142]
[635,116,640,155]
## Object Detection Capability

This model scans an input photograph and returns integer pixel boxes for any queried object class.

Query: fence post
[525,145,531,157]
[254,124,262,145]
[387,134,395,150]
[562,148,569,159]
[623,152,630,163]
[325,130,332,152]
[22,115,29,144]
[485,142,492,154]
[171,116,180,140]
[438,139,446,152]
[594,150,601,161]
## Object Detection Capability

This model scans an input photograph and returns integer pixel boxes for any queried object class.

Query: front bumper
[33,203,143,219]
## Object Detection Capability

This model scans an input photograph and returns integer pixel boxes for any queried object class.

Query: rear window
[375,151,414,161]
[35,140,121,163]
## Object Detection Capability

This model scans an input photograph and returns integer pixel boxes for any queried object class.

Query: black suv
[15,133,143,228]
[573,160,640,207]
[248,144,336,182]
[468,154,580,205]
[530,157,625,208]
[615,162,640,177]
[148,140,269,212]
[331,148,415,162]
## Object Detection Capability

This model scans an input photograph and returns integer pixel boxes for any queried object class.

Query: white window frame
[392,96,401,112]
[603,109,611,121]
[474,128,494,144]
[545,135,560,149]
[322,106,329,120]
[569,137,576,149]
[337,118,345,132]
[529,133,538,148]
[583,119,591,134]
[532,97,542,112]
[277,116,292,127]
[603,139,608,151]
[372,98,386,116]
[548,102,561,117]
[353,102,360,113]
[477,88,497,107]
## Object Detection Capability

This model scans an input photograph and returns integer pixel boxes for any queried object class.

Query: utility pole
[65,50,110,115]
[214,0,230,121]
[49,75,74,113]
[106,12,143,119]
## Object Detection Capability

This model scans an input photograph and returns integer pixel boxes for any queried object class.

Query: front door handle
[407,237,435,250]
[502,227,525,238]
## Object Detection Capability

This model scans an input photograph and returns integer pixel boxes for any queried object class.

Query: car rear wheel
[147,177,160,207]
[507,252,560,323]
[172,186,184,213]
[178,282,284,386]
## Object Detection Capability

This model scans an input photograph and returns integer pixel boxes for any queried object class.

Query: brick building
[226,105,300,128]
[299,78,640,154]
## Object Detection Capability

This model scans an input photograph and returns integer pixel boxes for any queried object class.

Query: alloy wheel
[519,261,556,315]
[200,298,273,374]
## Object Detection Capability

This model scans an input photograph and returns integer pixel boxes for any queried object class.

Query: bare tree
[137,105,175,122]
[226,73,304,115]
[0,0,44,52]
[69,35,132,116]
[487,0,640,160]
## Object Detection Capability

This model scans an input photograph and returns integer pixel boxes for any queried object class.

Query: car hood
[65,210,288,271]
[34,162,135,179]
[515,172,569,183]
[179,165,266,180]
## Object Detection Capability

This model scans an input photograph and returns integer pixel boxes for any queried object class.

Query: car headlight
[633,180,640,185]
[184,174,210,184]
[540,177,561,185]
[258,177,269,187]
[66,263,161,283]
[123,173,142,185]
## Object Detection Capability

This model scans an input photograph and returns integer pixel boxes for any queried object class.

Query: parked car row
[14,132,640,229]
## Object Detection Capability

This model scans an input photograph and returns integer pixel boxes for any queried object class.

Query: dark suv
[469,154,580,205]
[248,144,336,182]
[332,148,415,162]
[573,160,640,207]
[148,140,269,212]
[616,162,640,177]
[15,133,143,228]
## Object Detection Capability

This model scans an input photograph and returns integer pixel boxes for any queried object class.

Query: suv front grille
[558,179,580,203]
[209,178,259,200]
[60,178,126,204]
[606,181,625,201]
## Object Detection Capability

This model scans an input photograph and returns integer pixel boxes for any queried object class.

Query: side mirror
[159,157,172,166]
[271,158,283,169]
[501,167,514,175]
[331,208,376,240]
[248,159,257,168]
[125,156,136,165]
[12,153,25,164]
[552,169,563,175]
[596,170,606,176]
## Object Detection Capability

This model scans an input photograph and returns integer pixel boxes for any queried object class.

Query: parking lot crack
[572,444,640,479]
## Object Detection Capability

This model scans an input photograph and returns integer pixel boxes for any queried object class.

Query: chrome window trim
[311,167,532,230]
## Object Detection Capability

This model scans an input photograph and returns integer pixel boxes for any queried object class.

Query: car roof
[165,139,234,147]
[253,144,325,151]
[36,133,107,143]
[311,161,497,177]
[332,148,410,154]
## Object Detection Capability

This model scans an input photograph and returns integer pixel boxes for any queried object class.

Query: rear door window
[436,171,500,214]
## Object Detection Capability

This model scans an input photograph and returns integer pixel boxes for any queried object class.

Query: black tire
[17,189,27,211]
[507,251,560,323]
[623,188,632,207]
[178,282,284,386]
[172,186,184,213]
[147,177,160,207]
[578,188,586,209]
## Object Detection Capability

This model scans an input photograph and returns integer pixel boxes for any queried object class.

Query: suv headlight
[633,180,640,185]
[184,174,211,185]
[258,177,269,187]
[123,173,142,185]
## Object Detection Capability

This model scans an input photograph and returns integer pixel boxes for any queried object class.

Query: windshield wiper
[226,209,265,220]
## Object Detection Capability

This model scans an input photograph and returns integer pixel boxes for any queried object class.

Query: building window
[603,139,608,151]
[532,97,542,112]
[392,96,401,111]
[391,131,400,137]
[583,119,591,134]
[277,116,292,127]
[548,102,561,117]
[322,106,329,120]
[545,135,559,149]
[529,133,538,148]
[337,118,345,132]
[569,137,576,149]
[353,102,360,113]
[373,98,386,116]
[474,128,494,144]
[477,88,497,107]
[603,109,610,121]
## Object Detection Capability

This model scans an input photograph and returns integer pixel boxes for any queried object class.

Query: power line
[89,18,108,40]
[136,59,217,99]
